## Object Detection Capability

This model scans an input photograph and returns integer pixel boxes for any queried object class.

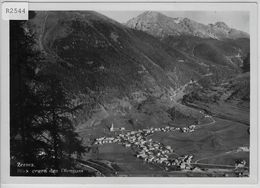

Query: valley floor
[80,98,249,177]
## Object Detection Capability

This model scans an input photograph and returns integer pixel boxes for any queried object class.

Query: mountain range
[126,11,249,40]
[24,11,250,128]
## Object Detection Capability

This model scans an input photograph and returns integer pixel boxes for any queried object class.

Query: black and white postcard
[0,0,259,187]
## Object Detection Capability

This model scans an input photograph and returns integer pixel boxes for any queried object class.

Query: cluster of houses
[134,139,193,170]
[127,125,196,134]
[234,160,248,177]
[134,139,173,165]
[173,155,194,170]
[94,136,120,144]
[180,125,196,133]
[235,160,247,169]
[95,124,196,145]
[94,125,196,170]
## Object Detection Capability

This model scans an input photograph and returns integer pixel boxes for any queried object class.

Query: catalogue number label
[2,2,28,20]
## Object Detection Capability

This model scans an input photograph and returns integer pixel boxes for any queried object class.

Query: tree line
[10,12,91,176]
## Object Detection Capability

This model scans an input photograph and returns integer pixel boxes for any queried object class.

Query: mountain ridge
[126,11,249,39]
[24,11,249,128]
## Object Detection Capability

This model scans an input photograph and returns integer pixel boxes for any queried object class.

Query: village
[93,109,248,176]
[94,124,196,171]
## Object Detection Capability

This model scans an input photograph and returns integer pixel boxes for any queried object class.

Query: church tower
[110,123,114,132]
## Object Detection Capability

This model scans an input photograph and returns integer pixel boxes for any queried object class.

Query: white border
[1,0,259,187]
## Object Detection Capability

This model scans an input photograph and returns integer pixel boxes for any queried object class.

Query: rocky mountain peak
[129,10,171,24]
[212,21,230,30]
[142,11,164,17]
[126,11,249,40]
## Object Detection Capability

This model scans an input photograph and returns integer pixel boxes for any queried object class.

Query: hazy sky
[99,11,249,33]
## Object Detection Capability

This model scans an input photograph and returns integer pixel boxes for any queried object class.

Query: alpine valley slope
[25,10,250,139]
[25,11,215,132]
[126,11,250,71]
[28,11,209,98]
[23,11,250,176]
[25,11,238,118]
